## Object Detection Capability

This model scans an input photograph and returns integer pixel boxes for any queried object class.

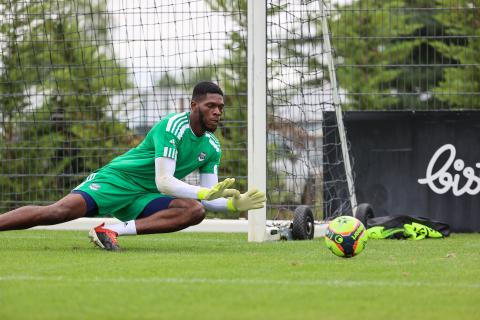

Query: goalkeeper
[0,81,266,251]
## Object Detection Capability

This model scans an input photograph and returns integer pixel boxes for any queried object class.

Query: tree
[329,0,426,110]
[0,0,137,208]
[432,0,480,109]
[0,1,37,145]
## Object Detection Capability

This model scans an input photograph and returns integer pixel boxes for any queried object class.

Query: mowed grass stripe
[1,275,479,289]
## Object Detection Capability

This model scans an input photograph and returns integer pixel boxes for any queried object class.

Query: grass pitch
[0,231,479,320]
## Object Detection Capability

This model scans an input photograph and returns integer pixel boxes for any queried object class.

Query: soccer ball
[325,216,368,258]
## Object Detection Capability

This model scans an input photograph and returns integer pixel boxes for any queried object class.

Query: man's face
[192,93,224,132]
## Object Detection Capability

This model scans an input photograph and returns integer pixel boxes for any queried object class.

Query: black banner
[344,111,480,232]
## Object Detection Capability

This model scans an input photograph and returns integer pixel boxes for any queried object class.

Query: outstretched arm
[199,173,230,212]
[200,173,266,213]
[228,189,266,211]
[155,157,239,200]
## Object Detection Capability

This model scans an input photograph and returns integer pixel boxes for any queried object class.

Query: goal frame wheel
[292,206,315,240]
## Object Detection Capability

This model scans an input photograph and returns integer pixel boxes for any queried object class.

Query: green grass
[1,231,479,320]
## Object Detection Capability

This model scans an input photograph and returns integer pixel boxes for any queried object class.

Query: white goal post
[247,0,267,242]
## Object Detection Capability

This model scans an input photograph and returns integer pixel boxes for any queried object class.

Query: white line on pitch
[0,275,478,289]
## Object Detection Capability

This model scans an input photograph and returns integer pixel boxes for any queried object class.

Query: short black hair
[192,81,224,101]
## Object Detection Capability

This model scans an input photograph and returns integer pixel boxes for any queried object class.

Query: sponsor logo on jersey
[198,152,206,162]
[169,139,176,146]
[89,183,101,191]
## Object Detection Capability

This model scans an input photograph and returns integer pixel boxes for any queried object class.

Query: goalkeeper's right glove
[197,178,240,201]
[227,188,266,212]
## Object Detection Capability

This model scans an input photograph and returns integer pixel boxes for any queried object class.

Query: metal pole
[320,2,358,213]
[247,0,267,241]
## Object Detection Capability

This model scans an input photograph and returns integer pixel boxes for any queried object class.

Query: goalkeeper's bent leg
[135,198,205,234]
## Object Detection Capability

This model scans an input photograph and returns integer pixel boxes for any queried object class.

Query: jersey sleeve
[152,113,189,160]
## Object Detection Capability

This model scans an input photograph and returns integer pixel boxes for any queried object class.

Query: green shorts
[74,168,170,221]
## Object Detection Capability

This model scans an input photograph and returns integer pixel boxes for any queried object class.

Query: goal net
[0,0,355,229]
[264,0,355,223]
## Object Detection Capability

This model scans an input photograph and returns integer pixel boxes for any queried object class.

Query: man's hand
[228,188,266,212]
[198,178,240,201]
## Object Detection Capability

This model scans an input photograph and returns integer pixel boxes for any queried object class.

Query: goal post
[247,0,267,242]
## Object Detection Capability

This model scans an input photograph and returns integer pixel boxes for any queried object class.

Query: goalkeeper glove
[227,188,266,212]
[197,178,240,201]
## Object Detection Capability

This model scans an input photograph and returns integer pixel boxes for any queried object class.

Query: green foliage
[432,0,480,109]
[330,0,479,110]
[0,1,36,140]
[0,0,137,208]
[331,0,425,110]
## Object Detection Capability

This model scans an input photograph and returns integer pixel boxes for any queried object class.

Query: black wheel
[292,206,315,240]
[355,203,375,227]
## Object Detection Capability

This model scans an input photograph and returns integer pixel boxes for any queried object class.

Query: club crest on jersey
[89,183,101,191]
[198,152,206,162]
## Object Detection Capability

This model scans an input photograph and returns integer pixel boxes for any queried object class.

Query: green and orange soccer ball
[325,216,368,258]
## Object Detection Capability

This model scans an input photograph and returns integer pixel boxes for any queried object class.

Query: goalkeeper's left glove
[198,178,240,201]
[227,188,266,212]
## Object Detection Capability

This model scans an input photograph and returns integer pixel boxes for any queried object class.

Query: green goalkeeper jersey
[101,111,222,193]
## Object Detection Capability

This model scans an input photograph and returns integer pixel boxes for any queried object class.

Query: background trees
[0,0,136,208]
[330,0,479,110]
[432,0,480,109]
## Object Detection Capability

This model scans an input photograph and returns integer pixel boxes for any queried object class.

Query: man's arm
[200,173,266,213]
[155,157,238,200]
[199,173,230,212]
